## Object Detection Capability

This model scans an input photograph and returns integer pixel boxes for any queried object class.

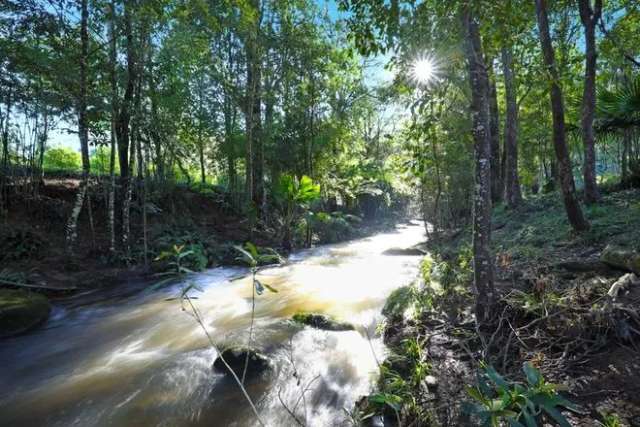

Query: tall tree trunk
[488,63,502,203]
[117,0,136,180]
[0,90,12,215]
[199,135,206,184]
[501,45,522,208]
[108,0,117,253]
[463,4,496,326]
[66,0,90,250]
[251,66,263,213]
[534,0,590,231]
[244,39,256,210]
[622,128,630,184]
[578,0,602,203]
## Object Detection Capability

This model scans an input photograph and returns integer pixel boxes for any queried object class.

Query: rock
[212,347,271,379]
[601,245,640,274]
[608,273,640,298]
[554,260,611,274]
[424,375,438,390]
[291,313,355,331]
[382,246,425,256]
[0,289,51,338]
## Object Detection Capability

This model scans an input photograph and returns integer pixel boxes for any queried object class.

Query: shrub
[43,147,81,172]
[466,362,575,427]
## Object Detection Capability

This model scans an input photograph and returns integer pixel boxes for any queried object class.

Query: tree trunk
[108,0,117,253]
[66,0,90,250]
[463,5,496,326]
[488,64,502,203]
[244,38,256,210]
[1,91,13,215]
[534,0,590,231]
[501,45,522,208]
[578,0,602,203]
[116,0,136,180]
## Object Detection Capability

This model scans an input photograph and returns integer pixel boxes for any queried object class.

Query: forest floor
[0,178,396,299]
[370,186,640,426]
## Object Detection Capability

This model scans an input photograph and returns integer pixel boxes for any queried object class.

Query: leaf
[234,245,257,266]
[484,365,510,391]
[263,283,278,293]
[542,405,571,427]
[181,281,203,298]
[254,279,265,295]
[244,241,259,259]
[522,362,542,387]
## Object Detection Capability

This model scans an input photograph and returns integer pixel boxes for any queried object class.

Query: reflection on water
[0,222,425,426]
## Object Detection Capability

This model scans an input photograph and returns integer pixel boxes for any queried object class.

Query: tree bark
[578,0,602,203]
[116,0,136,180]
[501,45,522,208]
[66,0,90,250]
[108,0,117,253]
[534,0,590,231]
[463,4,496,326]
[488,63,502,203]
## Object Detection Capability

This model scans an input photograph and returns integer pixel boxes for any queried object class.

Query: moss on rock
[292,312,355,331]
[0,289,51,338]
[601,245,640,274]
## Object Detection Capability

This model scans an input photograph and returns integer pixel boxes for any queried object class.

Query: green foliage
[597,413,622,427]
[308,211,355,244]
[43,147,81,172]
[466,363,575,427]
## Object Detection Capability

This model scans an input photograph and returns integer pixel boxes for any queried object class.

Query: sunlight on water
[0,222,425,426]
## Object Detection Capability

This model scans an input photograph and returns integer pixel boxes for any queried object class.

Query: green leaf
[542,405,571,427]
[522,363,542,387]
[484,365,510,391]
[263,283,278,293]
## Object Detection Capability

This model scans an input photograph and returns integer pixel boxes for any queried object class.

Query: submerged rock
[0,289,51,338]
[382,246,426,256]
[601,245,640,274]
[291,312,355,331]
[212,347,271,378]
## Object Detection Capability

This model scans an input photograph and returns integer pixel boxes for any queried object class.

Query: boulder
[212,347,271,379]
[0,289,51,338]
[292,313,355,331]
[601,245,640,274]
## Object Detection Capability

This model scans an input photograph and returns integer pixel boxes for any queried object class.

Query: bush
[43,147,81,172]
[0,229,47,261]
[310,211,355,244]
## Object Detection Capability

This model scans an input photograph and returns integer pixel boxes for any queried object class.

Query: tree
[463,3,496,325]
[534,0,590,231]
[578,0,602,203]
[501,44,523,208]
[65,0,91,250]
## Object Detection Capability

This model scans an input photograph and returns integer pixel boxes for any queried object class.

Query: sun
[411,56,437,85]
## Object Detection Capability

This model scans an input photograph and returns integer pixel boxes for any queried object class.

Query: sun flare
[411,56,437,84]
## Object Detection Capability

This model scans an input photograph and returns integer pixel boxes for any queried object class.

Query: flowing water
[0,222,425,427]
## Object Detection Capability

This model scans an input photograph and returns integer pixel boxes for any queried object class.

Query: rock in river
[292,312,355,331]
[213,347,271,378]
[0,289,51,338]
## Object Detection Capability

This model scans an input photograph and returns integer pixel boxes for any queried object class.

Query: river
[0,222,425,427]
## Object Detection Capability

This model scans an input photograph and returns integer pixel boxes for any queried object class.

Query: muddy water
[0,222,425,427]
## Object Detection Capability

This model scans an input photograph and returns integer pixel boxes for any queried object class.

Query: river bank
[1,177,407,337]
[361,187,640,426]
